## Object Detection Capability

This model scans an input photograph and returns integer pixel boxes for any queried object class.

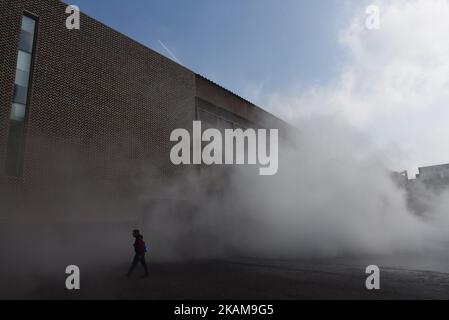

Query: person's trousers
[127,254,148,276]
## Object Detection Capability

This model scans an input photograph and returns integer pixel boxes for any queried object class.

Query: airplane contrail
[158,40,182,65]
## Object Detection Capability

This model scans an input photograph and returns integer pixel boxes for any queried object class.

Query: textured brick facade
[0,0,283,222]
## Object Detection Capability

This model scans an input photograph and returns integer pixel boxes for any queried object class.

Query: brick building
[0,0,285,223]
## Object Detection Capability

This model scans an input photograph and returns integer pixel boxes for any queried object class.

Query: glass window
[234,123,247,130]
[21,15,35,33]
[14,69,29,87]
[13,84,28,104]
[6,14,37,176]
[19,31,34,53]
[10,103,27,121]
[218,118,234,130]
[199,109,218,128]
[16,50,31,72]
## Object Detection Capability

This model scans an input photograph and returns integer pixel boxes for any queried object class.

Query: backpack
[136,238,147,254]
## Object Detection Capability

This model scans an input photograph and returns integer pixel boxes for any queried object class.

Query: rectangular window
[5,14,37,177]
[16,50,32,72]
[19,17,36,53]
[199,109,218,128]
[218,118,234,130]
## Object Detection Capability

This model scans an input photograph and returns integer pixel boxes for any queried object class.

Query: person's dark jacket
[134,236,146,255]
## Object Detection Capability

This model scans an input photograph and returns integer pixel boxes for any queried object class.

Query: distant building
[391,170,408,188]
[393,163,449,215]
[416,163,449,186]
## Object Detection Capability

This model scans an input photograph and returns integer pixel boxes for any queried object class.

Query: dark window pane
[15,69,29,87]
[218,118,233,129]
[234,123,247,130]
[13,84,28,104]
[199,109,217,127]
[19,31,34,53]
[6,15,36,177]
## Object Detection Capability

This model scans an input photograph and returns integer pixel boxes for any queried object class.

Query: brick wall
[195,75,285,129]
[0,0,285,222]
[0,0,196,220]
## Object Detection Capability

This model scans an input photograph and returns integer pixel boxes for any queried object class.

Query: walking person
[126,229,149,278]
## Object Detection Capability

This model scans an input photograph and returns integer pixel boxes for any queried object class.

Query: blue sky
[67,0,449,173]
[68,0,348,103]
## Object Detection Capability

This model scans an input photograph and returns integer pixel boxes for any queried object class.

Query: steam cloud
[144,116,447,263]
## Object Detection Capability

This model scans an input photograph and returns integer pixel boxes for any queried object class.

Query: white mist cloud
[260,0,449,176]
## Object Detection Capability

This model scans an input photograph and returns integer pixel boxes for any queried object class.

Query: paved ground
[2,257,449,299]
